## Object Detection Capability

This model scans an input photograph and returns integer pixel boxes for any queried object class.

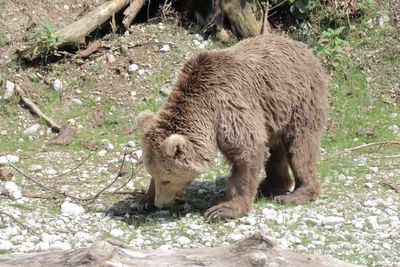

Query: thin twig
[48,154,92,180]
[0,210,40,236]
[84,150,128,205]
[381,182,399,193]
[323,141,400,160]
[113,162,142,194]
[9,162,86,201]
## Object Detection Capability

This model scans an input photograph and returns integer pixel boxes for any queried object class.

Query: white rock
[323,216,345,225]
[107,54,116,64]
[368,216,380,230]
[50,241,72,250]
[128,64,139,74]
[110,228,125,237]
[160,44,170,52]
[74,232,93,242]
[4,81,15,99]
[0,240,13,250]
[389,125,399,134]
[138,69,145,76]
[177,236,191,245]
[158,23,165,30]
[193,39,201,47]
[23,124,40,136]
[130,91,137,96]
[133,149,142,158]
[53,79,63,91]
[262,208,277,220]
[3,181,22,200]
[193,34,203,41]
[72,98,83,105]
[29,164,43,172]
[42,233,60,244]
[105,143,114,151]
[35,241,50,251]
[337,174,347,181]
[363,199,383,207]
[97,149,107,157]
[368,166,379,173]
[391,113,398,119]
[0,155,19,165]
[44,168,57,175]
[127,141,135,147]
[198,43,205,49]
[365,182,373,188]
[61,202,85,217]
[228,231,244,241]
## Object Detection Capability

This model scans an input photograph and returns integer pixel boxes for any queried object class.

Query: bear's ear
[135,111,155,133]
[162,134,187,157]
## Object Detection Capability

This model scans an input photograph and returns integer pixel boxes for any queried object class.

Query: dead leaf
[81,141,100,151]
[49,124,75,145]
[0,168,14,181]
[121,125,137,135]
[93,108,105,127]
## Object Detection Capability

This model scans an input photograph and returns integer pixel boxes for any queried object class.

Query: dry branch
[122,0,148,29]
[323,141,400,160]
[0,210,39,236]
[0,232,360,267]
[20,0,130,61]
[15,86,61,132]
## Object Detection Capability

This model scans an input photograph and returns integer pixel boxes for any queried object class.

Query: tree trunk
[187,0,269,42]
[0,232,360,267]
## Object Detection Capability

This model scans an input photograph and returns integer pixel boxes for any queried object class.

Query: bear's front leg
[204,156,263,222]
[137,178,156,211]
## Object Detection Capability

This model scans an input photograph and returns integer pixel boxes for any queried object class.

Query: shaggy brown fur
[136,34,329,221]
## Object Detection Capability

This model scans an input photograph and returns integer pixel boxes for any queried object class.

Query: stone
[138,69,145,76]
[97,149,107,157]
[29,164,43,172]
[160,44,170,52]
[107,54,116,64]
[228,231,244,241]
[160,84,172,96]
[262,208,277,220]
[72,98,83,105]
[53,79,63,91]
[110,228,124,237]
[128,64,139,74]
[4,80,15,100]
[42,233,60,244]
[61,202,85,217]
[23,124,40,136]
[177,236,191,245]
[35,241,50,251]
[0,155,19,165]
[389,125,399,134]
[368,166,379,174]
[323,216,345,225]
[3,181,22,200]
[0,240,13,250]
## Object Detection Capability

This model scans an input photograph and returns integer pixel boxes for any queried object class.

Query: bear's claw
[204,204,237,222]
[137,194,155,212]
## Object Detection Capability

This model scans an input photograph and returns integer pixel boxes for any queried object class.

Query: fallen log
[0,232,360,267]
[20,0,130,61]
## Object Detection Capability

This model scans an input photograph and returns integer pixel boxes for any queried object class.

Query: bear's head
[136,111,206,208]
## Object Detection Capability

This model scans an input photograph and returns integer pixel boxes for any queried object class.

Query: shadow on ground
[105,177,228,225]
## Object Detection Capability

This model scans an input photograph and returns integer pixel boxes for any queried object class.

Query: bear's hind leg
[204,150,264,222]
[274,131,321,203]
[258,142,294,197]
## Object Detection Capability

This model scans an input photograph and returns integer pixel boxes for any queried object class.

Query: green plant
[30,18,63,62]
[315,27,349,66]
[270,0,317,19]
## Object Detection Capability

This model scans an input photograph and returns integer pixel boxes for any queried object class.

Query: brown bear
[136,34,328,221]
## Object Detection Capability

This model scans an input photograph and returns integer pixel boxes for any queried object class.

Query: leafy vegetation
[29,18,63,62]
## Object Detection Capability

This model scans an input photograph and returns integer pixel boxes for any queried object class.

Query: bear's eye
[161,181,170,185]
